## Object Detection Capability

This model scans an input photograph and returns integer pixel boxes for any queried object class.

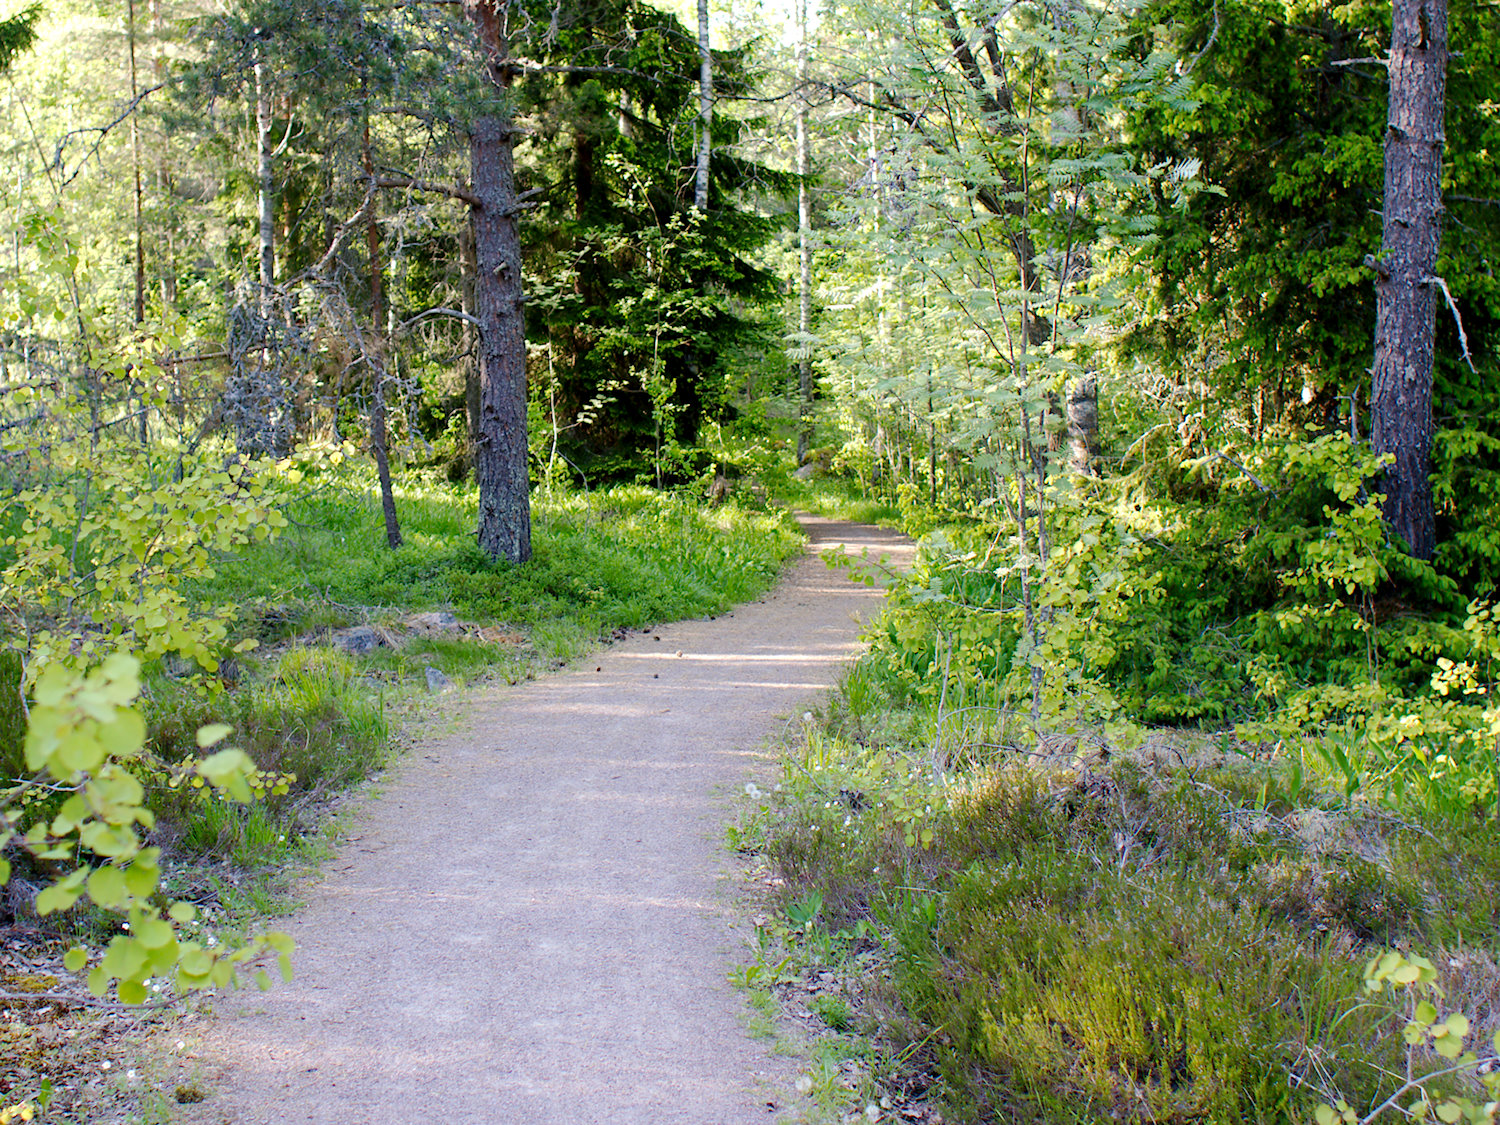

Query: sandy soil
[181,516,913,1125]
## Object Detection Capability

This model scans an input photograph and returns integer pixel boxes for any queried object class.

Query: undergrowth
[2,469,802,934]
[749,718,1500,1124]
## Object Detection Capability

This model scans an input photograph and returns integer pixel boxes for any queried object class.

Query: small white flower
[745,783,763,800]
[865,1103,881,1122]
[796,1075,814,1096]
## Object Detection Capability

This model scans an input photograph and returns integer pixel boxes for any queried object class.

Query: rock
[424,666,452,694]
[334,626,386,655]
[792,462,825,481]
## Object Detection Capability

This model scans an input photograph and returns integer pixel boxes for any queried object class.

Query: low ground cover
[739,487,1500,1125]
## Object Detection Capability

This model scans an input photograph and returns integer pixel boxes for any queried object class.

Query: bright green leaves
[24,657,142,774]
[0,655,294,1002]
[1321,950,1500,1125]
[1,446,290,695]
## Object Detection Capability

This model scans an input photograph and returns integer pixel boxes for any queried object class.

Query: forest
[0,0,1496,1117]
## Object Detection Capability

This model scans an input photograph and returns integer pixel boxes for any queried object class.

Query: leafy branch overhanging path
[185,517,913,1125]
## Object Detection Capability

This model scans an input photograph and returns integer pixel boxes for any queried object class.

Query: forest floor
[158,515,913,1125]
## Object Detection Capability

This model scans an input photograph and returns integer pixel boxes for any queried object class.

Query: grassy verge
[0,469,803,1122]
[741,674,1500,1125]
[141,471,803,897]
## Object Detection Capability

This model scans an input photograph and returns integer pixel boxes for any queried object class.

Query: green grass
[776,475,904,529]
[196,471,801,652]
[752,709,1500,1125]
[137,471,802,885]
[0,467,805,935]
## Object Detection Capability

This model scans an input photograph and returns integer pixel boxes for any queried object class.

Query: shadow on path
[187,516,913,1125]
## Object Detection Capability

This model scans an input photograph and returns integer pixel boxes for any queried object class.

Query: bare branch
[376,174,481,207]
[399,307,481,331]
[1180,0,1221,75]
[1423,274,1477,373]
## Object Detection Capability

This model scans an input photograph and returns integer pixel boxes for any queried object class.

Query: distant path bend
[188,516,914,1125]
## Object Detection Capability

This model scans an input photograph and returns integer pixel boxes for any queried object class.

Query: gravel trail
[185,516,912,1125]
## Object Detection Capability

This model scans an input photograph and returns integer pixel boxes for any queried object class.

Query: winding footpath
[185,517,913,1125]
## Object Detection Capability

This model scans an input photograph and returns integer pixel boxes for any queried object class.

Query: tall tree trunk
[365,118,402,549]
[795,0,813,462]
[127,0,144,326]
[694,0,711,211]
[1370,0,1447,560]
[1066,376,1098,475]
[254,52,275,310]
[467,0,531,563]
[150,0,174,308]
[459,217,480,473]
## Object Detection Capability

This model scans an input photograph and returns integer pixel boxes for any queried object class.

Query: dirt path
[185,516,913,1125]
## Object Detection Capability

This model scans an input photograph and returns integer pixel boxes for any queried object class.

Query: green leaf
[124,858,158,899]
[86,865,126,909]
[117,979,147,1005]
[169,902,196,923]
[36,877,84,916]
[196,723,233,748]
[63,947,87,972]
[1436,1101,1463,1124]
[99,936,147,981]
[1435,1034,1465,1060]
[1416,1000,1440,1025]
[1316,1105,1341,1125]
[134,916,174,949]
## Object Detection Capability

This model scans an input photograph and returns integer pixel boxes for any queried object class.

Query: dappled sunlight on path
[186,516,912,1125]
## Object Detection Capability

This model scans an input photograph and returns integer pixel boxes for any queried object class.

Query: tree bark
[365,118,402,549]
[127,0,144,326]
[1066,376,1098,475]
[694,0,711,211]
[467,0,531,563]
[459,217,480,471]
[254,52,275,310]
[1370,0,1447,560]
[795,0,813,462]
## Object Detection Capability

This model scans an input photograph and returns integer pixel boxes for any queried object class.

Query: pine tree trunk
[795,0,813,462]
[365,118,402,549]
[694,0,711,211]
[1370,0,1447,560]
[459,218,480,473]
[467,0,531,563]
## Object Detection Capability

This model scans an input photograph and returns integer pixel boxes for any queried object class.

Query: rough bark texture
[1370,0,1447,560]
[694,0,711,211]
[795,0,813,462]
[1067,376,1098,475]
[254,57,274,307]
[467,0,531,563]
[459,218,481,466]
[366,122,403,550]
